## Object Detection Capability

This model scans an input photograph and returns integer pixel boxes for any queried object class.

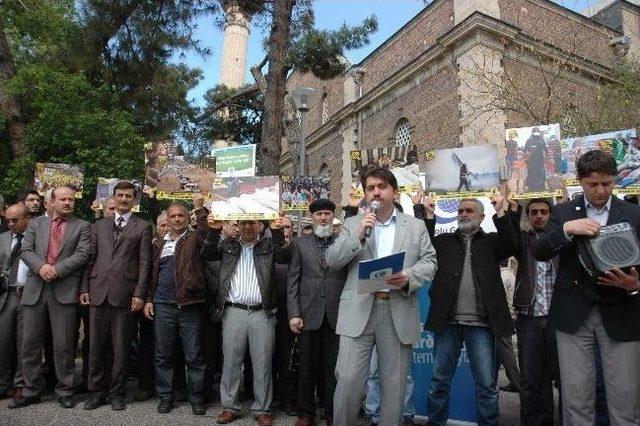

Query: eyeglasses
[529,209,549,215]
[457,208,476,214]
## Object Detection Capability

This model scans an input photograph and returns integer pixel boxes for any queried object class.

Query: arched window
[319,163,330,179]
[395,119,411,146]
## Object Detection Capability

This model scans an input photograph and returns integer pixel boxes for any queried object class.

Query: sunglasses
[529,209,549,215]
[457,208,476,214]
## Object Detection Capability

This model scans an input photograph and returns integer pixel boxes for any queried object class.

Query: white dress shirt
[373,208,398,259]
[373,208,398,292]
[114,211,132,227]
[585,196,612,226]
[227,239,262,305]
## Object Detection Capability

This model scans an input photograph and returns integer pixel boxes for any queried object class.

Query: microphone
[364,200,380,238]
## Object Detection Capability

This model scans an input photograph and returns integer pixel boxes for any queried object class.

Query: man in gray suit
[288,198,347,425]
[326,167,437,425]
[0,204,31,399]
[81,181,152,411]
[9,186,91,409]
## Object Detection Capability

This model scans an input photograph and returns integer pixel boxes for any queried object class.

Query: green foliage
[1,65,144,219]
[198,84,262,150]
[288,16,378,79]
[0,0,78,67]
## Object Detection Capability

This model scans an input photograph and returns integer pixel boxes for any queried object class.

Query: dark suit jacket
[81,214,152,307]
[0,231,13,310]
[534,195,640,341]
[425,214,517,338]
[287,234,347,331]
[20,215,91,306]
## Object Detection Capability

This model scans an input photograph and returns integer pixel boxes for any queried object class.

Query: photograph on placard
[505,123,563,198]
[96,178,143,212]
[34,163,85,198]
[144,140,215,199]
[211,144,256,177]
[562,129,639,190]
[281,176,330,212]
[422,145,500,199]
[349,144,420,195]
[210,176,280,220]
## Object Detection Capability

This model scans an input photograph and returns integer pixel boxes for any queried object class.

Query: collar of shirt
[585,196,612,225]
[115,211,132,226]
[239,236,258,249]
[376,208,398,227]
[164,229,188,242]
[51,213,67,223]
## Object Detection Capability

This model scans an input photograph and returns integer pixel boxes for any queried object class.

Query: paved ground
[0,371,547,425]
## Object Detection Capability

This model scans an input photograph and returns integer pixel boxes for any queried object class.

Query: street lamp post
[291,87,318,235]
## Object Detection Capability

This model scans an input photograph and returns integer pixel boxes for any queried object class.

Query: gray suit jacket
[287,234,347,330]
[20,215,91,306]
[325,212,437,344]
[0,231,12,311]
[80,214,152,307]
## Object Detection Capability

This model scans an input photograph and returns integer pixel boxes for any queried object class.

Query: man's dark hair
[19,190,40,202]
[525,198,552,215]
[51,186,75,200]
[576,150,617,180]
[302,224,313,231]
[360,166,398,190]
[113,180,137,197]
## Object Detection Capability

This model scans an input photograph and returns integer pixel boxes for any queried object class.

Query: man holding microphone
[326,167,437,425]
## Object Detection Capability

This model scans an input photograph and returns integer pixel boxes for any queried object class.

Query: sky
[178,0,605,106]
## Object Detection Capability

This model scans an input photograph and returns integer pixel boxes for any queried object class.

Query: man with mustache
[81,181,152,411]
[327,167,436,425]
[419,194,516,425]
[288,199,347,425]
[11,186,91,409]
[508,197,560,424]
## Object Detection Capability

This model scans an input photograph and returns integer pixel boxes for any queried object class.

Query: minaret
[219,0,250,89]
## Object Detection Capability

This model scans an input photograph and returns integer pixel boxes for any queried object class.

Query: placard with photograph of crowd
[34,163,85,198]
[144,140,216,200]
[280,176,330,212]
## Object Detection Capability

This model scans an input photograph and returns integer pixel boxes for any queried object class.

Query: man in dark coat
[287,199,347,425]
[534,150,640,424]
[81,181,152,411]
[417,193,516,425]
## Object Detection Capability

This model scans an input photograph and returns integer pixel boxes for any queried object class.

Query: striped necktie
[46,218,65,265]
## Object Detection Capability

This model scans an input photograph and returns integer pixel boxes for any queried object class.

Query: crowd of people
[0,149,639,426]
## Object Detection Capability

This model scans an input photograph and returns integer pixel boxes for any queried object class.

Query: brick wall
[499,0,619,66]
[359,0,455,94]
[361,63,460,153]
[285,71,345,142]
[502,57,600,129]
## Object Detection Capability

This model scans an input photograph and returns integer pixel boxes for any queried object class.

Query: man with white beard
[287,199,347,426]
[419,195,517,426]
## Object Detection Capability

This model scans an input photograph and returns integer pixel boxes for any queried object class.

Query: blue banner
[411,284,478,423]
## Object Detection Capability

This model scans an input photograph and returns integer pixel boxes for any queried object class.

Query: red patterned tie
[46,218,64,265]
